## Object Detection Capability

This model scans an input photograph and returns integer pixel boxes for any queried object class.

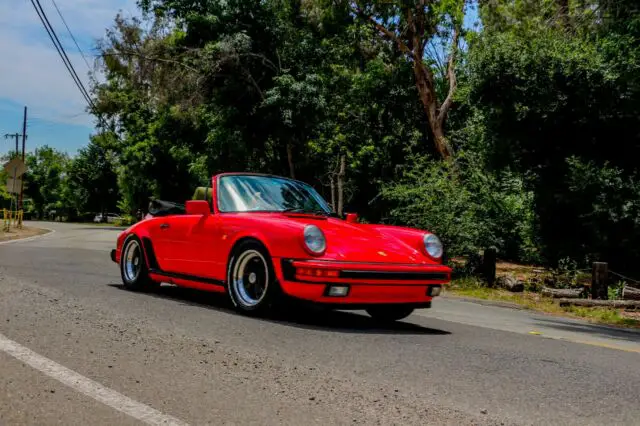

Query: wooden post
[483,247,497,287]
[591,262,608,300]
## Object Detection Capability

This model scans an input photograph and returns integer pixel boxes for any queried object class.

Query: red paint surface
[114,173,452,306]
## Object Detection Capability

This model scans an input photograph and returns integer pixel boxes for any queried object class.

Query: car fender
[115,221,153,265]
[226,229,275,259]
[363,224,432,256]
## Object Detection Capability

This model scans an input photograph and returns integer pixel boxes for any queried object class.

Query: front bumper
[110,249,117,263]
[275,258,450,306]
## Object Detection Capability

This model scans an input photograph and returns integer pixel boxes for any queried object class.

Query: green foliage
[381,152,538,261]
[466,0,640,271]
[24,146,69,218]
[65,134,120,218]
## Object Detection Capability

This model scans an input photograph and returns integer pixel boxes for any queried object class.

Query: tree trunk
[412,62,453,160]
[541,287,583,299]
[329,175,336,213]
[622,286,640,301]
[557,299,640,309]
[336,155,346,216]
[286,142,295,179]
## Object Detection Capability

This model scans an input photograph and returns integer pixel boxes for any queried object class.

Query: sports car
[111,173,451,322]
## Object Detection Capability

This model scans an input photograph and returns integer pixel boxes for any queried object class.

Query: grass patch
[447,277,640,328]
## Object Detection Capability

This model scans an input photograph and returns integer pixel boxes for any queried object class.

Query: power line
[29,0,95,112]
[49,0,92,71]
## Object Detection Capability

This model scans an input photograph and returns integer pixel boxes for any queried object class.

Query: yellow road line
[545,336,640,354]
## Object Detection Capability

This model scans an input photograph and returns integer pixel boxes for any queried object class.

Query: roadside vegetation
[448,262,640,328]
[2,0,639,321]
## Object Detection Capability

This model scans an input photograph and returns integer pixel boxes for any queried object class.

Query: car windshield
[218,175,332,214]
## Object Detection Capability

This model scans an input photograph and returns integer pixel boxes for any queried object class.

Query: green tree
[465,0,640,268]
[64,134,120,218]
[24,146,69,218]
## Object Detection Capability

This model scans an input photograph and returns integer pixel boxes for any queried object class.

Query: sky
[0,0,139,158]
[0,1,479,159]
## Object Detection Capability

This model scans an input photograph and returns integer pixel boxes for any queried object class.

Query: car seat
[192,187,213,206]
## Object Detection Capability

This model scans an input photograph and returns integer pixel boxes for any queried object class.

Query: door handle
[160,223,170,229]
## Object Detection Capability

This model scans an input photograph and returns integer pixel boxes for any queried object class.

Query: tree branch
[351,2,415,60]
[99,51,200,73]
[437,24,460,127]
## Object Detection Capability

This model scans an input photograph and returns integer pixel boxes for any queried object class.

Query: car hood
[281,214,432,265]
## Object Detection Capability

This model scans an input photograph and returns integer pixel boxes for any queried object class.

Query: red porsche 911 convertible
[111,173,451,322]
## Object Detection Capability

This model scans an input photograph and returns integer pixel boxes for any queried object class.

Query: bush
[381,152,539,263]
[114,215,137,226]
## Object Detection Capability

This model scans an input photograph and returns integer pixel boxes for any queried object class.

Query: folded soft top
[147,199,185,217]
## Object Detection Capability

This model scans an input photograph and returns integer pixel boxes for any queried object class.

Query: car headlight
[303,225,326,255]
[423,233,443,259]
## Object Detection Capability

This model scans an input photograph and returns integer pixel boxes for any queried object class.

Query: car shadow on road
[533,317,640,342]
[108,283,451,336]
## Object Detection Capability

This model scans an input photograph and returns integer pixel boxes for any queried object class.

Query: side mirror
[345,213,358,223]
[186,200,210,216]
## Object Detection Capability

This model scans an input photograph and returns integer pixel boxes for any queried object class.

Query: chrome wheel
[123,239,142,283]
[231,249,269,308]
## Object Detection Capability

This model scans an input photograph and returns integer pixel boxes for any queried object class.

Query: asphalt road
[1,222,639,425]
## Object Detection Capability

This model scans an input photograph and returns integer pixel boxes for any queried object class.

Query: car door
[150,216,191,273]
[178,214,223,280]
[151,213,222,278]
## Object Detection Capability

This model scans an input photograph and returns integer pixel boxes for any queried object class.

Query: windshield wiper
[281,207,332,216]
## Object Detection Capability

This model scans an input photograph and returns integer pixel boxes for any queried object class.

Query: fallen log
[557,299,640,309]
[622,285,640,301]
[541,287,583,299]
[496,275,524,293]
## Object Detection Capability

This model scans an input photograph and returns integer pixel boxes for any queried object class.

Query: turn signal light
[296,267,340,278]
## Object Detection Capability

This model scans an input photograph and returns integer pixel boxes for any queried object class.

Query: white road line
[0,332,189,426]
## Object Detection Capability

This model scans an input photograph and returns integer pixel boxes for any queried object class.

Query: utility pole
[19,106,27,210]
[3,133,22,156]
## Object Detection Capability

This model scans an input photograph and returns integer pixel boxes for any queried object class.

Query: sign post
[3,157,27,230]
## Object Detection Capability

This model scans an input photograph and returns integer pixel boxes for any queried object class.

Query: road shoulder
[0,226,52,244]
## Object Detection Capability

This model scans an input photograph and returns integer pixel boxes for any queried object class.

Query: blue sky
[0,0,138,158]
[0,1,479,159]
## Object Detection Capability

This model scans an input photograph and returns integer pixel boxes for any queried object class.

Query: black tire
[366,306,415,322]
[120,235,155,292]
[227,240,281,315]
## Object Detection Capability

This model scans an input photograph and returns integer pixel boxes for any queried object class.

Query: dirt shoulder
[0,226,51,243]
[447,283,640,329]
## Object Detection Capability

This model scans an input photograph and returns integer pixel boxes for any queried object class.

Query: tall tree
[345,0,467,159]
[65,134,120,216]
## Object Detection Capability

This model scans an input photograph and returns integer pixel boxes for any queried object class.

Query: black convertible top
[147,199,185,217]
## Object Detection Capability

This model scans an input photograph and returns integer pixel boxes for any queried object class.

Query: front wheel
[366,306,415,322]
[227,240,280,315]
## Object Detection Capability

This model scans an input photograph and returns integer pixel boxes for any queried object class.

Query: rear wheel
[227,240,280,315]
[120,235,155,292]
[366,306,415,322]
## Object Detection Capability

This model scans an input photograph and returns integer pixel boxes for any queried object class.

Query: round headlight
[423,233,443,259]
[303,225,326,255]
